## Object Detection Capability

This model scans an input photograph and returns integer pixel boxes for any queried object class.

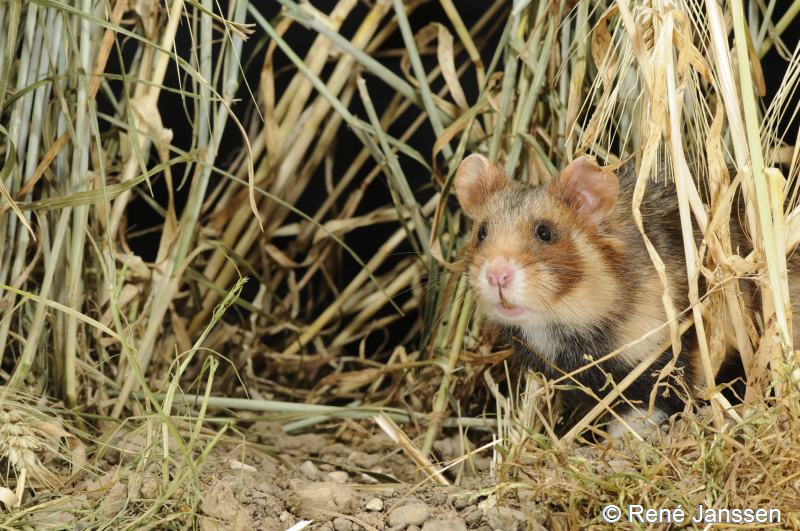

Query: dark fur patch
[539,231,585,299]
[510,321,692,419]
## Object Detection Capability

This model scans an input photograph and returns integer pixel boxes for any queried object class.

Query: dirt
[58,421,542,530]
[200,424,529,531]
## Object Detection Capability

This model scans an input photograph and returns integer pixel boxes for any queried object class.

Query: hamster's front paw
[607,408,667,440]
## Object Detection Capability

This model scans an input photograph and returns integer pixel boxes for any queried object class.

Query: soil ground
[37,422,540,531]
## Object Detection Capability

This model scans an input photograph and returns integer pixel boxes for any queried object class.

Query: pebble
[299,460,319,479]
[483,506,527,531]
[333,517,353,531]
[449,494,472,509]
[328,471,349,483]
[365,498,384,511]
[202,481,240,522]
[422,519,467,531]
[460,505,482,526]
[347,450,381,469]
[291,481,356,520]
[387,502,430,528]
[276,433,326,455]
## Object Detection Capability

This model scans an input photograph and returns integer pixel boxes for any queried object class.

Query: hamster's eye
[535,223,553,242]
[477,222,487,242]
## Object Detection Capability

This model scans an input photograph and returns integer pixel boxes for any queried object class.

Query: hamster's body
[454,154,787,437]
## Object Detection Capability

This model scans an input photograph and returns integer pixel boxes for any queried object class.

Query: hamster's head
[455,154,622,330]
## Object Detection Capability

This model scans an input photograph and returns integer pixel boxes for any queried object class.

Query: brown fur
[456,153,794,430]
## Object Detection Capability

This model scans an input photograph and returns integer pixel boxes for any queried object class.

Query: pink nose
[486,262,515,288]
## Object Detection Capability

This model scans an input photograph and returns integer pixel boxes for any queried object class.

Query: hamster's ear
[551,156,619,225]
[454,154,508,219]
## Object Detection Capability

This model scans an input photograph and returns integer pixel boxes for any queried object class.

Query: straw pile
[1,0,799,526]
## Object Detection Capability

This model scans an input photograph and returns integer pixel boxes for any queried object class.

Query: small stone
[276,433,326,455]
[279,511,293,522]
[348,451,381,469]
[461,505,482,526]
[365,498,384,512]
[300,460,320,479]
[422,519,467,531]
[333,517,353,531]
[320,443,349,459]
[203,481,239,522]
[354,512,379,526]
[483,506,527,531]
[328,471,349,483]
[291,481,357,520]
[449,494,472,509]
[387,502,430,528]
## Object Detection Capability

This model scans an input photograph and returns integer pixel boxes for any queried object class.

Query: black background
[103,2,800,336]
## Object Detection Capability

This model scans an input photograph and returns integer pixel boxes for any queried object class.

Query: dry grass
[2,0,800,527]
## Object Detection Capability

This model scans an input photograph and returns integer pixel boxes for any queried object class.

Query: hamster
[454,153,781,438]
